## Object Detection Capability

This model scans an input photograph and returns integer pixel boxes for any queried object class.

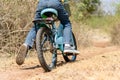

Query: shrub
[73,0,100,20]
[0,0,38,55]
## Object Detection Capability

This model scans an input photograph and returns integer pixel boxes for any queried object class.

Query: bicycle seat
[41,8,58,18]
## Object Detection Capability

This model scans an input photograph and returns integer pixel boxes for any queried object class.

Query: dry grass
[111,24,120,45]
[0,0,92,55]
[72,22,92,48]
[1,0,120,56]
[0,0,38,55]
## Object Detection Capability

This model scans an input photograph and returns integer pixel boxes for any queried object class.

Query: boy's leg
[16,26,37,65]
[54,2,80,54]
[16,2,42,65]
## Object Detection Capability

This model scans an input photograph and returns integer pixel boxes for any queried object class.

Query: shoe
[64,46,80,54]
[16,44,28,65]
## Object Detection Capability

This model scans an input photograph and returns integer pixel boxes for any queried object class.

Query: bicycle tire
[36,27,54,72]
[63,32,77,62]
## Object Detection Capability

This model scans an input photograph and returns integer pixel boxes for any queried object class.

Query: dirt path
[0,45,120,80]
[0,34,120,80]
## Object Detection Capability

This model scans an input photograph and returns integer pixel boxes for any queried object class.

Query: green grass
[69,1,120,33]
[81,14,120,33]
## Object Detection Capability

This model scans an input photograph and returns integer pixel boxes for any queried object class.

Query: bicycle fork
[50,24,64,68]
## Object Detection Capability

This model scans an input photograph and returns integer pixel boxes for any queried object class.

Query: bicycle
[33,8,78,72]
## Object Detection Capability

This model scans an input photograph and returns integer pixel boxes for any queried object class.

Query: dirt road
[0,45,120,80]
[0,34,120,80]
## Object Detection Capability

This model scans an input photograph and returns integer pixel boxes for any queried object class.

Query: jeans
[25,0,72,48]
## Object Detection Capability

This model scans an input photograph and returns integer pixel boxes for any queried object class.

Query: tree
[74,0,100,19]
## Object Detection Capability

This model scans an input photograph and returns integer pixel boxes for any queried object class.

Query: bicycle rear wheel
[63,32,77,62]
[36,27,55,72]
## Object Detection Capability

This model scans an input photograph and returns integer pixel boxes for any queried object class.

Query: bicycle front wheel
[36,27,54,72]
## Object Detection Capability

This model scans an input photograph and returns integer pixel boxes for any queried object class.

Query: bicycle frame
[34,8,77,71]
[34,19,64,51]
[34,19,64,66]
[34,8,65,52]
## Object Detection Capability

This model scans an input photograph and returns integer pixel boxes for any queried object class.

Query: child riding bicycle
[16,0,80,65]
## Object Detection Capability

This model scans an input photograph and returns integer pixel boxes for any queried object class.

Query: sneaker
[64,46,80,54]
[16,44,28,65]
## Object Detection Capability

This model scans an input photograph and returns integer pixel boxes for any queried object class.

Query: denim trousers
[25,0,72,48]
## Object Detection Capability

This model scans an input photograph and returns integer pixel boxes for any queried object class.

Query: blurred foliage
[0,0,95,55]
[116,4,120,14]
[71,0,100,20]
[1,0,120,55]
[81,0,100,13]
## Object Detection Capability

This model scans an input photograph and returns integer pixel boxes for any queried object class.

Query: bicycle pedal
[64,53,73,55]
[64,52,78,55]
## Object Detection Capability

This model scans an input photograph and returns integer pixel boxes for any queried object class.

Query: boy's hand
[61,0,64,2]
[60,0,64,3]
